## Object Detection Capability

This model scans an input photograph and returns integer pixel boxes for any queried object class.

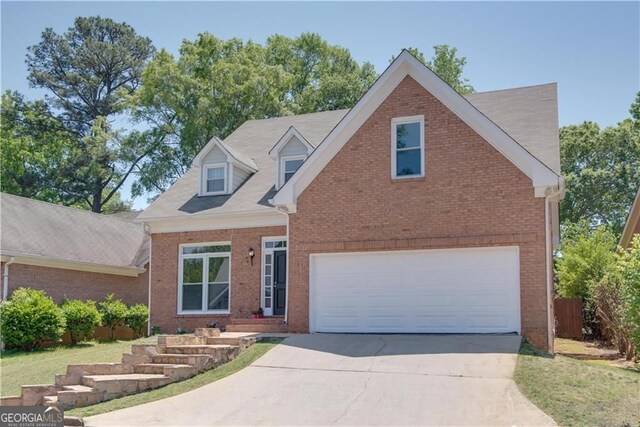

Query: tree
[131,33,377,198]
[559,94,640,234]
[24,16,156,212]
[390,45,475,94]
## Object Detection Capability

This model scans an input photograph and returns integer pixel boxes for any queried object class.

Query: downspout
[275,206,290,325]
[2,257,16,301]
[544,183,564,352]
[142,223,152,336]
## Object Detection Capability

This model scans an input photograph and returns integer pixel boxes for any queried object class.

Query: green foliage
[390,45,475,94]
[150,326,162,335]
[130,32,377,198]
[61,299,102,345]
[125,304,149,338]
[21,16,157,212]
[618,236,640,355]
[560,94,640,234]
[556,223,617,336]
[0,288,66,351]
[97,294,128,340]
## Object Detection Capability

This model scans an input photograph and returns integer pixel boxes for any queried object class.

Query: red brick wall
[149,226,286,334]
[287,76,550,349]
[3,262,148,305]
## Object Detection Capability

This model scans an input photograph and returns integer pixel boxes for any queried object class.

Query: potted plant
[251,308,264,319]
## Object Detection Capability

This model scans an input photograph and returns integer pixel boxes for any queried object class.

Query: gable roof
[140,69,561,223]
[193,136,258,172]
[620,189,640,248]
[269,126,314,159]
[273,50,562,208]
[0,193,148,275]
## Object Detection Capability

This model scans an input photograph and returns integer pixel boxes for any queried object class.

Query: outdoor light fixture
[249,247,255,265]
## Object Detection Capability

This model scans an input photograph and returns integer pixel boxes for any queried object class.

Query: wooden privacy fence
[554,298,583,339]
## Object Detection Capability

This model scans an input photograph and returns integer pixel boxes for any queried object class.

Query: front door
[273,250,287,316]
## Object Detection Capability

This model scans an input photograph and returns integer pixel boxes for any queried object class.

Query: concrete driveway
[85,334,555,426]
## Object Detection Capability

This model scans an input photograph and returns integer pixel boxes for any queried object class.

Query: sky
[2,1,639,209]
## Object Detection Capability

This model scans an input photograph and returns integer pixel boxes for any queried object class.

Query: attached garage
[309,246,520,334]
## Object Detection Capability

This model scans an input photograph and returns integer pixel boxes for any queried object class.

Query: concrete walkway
[85,334,556,426]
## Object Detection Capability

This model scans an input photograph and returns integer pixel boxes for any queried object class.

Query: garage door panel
[310,247,520,334]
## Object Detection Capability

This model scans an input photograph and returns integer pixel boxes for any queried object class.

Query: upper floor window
[204,164,226,195]
[281,156,305,185]
[392,116,425,179]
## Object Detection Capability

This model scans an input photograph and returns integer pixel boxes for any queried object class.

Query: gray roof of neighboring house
[139,83,560,220]
[0,193,149,269]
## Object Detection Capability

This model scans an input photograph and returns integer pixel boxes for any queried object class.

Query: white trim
[260,236,288,317]
[391,115,425,179]
[279,155,307,190]
[177,242,232,315]
[147,234,153,335]
[140,209,286,233]
[269,127,314,159]
[193,136,258,172]
[273,50,560,209]
[201,163,228,196]
[0,252,145,277]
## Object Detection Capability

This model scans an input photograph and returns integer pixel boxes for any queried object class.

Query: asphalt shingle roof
[139,83,560,220]
[0,193,149,268]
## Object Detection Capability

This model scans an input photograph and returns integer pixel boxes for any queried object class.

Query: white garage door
[310,246,520,334]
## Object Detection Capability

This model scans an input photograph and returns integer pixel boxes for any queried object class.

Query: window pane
[183,245,231,255]
[396,149,422,176]
[284,172,295,183]
[207,167,225,179]
[208,283,229,310]
[182,258,203,283]
[284,159,304,173]
[208,256,230,283]
[396,122,421,149]
[265,242,274,249]
[274,241,287,248]
[182,284,202,310]
[207,178,225,193]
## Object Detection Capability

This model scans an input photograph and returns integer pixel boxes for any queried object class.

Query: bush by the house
[60,299,102,345]
[619,236,640,356]
[0,288,66,351]
[125,304,149,338]
[98,294,128,340]
[556,223,617,337]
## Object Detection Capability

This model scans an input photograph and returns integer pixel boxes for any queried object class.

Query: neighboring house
[139,51,564,350]
[0,193,149,305]
[620,189,640,249]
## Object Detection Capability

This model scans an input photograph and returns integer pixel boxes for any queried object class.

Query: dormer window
[204,164,227,195]
[282,156,305,185]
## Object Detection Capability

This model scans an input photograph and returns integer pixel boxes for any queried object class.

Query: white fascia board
[273,50,561,206]
[143,209,287,234]
[0,252,145,277]
[269,127,314,159]
[192,136,223,166]
[193,136,257,172]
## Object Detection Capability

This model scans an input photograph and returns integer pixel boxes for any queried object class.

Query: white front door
[309,246,521,334]
[261,237,287,316]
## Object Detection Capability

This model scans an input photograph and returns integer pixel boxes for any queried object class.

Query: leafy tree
[97,294,128,340]
[619,236,640,355]
[131,33,376,197]
[390,45,475,94]
[24,16,156,212]
[61,299,102,345]
[559,95,640,234]
[0,288,66,351]
[556,222,618,336]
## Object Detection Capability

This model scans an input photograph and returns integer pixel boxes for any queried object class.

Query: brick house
[139,51,564,350]
[0,193,149,305]
[620,189,640,249]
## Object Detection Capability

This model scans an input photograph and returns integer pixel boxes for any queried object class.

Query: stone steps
[228,316,285,325]
[163,344,234,354]
[225,323,288,333]
[82,374,171,400]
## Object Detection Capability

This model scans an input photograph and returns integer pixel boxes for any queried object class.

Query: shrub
[619,236,640,357]
[594,273,634,358]
[61,299,102,345]
[0,288,66,351]
[556,223,617,337]
[150,326,162,335]
[97,294,128,340]
[125,304,149,338]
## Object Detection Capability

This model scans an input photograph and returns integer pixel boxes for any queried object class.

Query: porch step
[82,374,171,400]
[229,316,285,325]
[225,323,288,333]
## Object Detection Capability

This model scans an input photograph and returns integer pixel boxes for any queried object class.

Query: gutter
[2,257,16,301]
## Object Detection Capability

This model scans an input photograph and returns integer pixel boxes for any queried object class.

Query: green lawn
[68,339,281,418]
[0,337,156,397]
[514,341,640,427]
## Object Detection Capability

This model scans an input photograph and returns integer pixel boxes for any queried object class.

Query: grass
[0,337,156,397]
[514,341,640,427]
[67,338,281,418]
